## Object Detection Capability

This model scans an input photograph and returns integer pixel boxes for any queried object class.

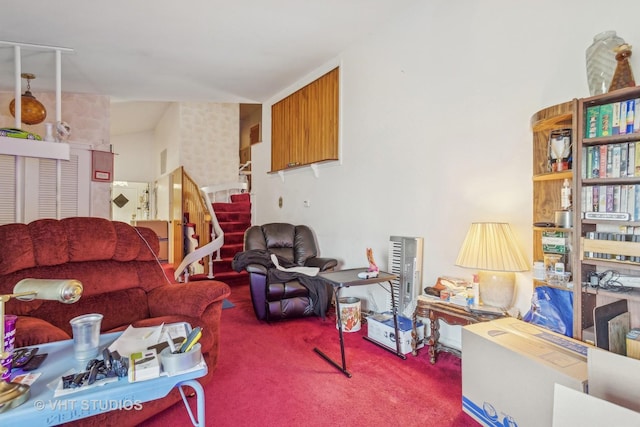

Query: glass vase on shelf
[586,31,625,96]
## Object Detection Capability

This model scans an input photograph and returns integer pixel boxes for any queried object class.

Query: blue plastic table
[0,332,207,426]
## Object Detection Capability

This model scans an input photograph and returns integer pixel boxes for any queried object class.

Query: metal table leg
[177,379,206,427]
[362,280,407,360]
[314,287,352,378]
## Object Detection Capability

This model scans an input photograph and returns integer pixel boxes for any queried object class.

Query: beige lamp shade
[455,222,529,309]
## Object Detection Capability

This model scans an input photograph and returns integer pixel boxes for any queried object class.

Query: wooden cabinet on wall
[271,67,339,172]
[574,86,640,341]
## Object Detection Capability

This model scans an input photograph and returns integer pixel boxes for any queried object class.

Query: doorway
[110,181,150,224]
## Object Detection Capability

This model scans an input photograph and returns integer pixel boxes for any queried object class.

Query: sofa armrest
[147,280,231,318]
[305,257,338,271]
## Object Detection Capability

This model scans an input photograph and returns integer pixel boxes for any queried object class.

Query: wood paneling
[271,67,339,172]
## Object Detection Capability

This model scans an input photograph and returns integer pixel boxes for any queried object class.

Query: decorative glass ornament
[55,121,71,142]
[586,31,625,96]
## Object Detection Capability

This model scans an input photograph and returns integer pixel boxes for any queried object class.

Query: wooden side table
[412,296,505,364]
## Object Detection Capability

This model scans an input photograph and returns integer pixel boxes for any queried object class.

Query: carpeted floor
[140,283,479,426]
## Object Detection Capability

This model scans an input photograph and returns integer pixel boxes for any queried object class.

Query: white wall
[112,130,155,182]
[179,102,239,186]
[251,0,640,348]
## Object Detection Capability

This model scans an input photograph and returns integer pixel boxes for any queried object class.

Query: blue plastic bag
[523,286,573,337]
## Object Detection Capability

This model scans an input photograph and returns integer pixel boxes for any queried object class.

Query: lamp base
[478,271,516,310]
[0,381,30,413]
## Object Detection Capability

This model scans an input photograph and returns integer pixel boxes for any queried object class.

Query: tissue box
[367,313,424,354]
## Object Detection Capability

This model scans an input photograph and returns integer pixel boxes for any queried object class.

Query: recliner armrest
[305,257,338,271]
[246,263,268,275]
[147,280,231,318]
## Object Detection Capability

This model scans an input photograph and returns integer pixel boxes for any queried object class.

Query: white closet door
[22,147,91,223]
[0,155,17,224]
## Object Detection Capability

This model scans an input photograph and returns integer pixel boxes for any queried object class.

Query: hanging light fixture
[9,73,47,125]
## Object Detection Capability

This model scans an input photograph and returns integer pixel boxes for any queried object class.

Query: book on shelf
[612,101,622,135]
[582,184,640,220]
[584,99,640,139]
[582,142,640,179]
[626,99,636,134]
[599,103,613,137]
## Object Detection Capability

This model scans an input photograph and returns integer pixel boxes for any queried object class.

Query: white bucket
[336,297,361,332]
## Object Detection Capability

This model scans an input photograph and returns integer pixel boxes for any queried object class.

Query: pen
[179,326,202,353]
[182,329,202,353]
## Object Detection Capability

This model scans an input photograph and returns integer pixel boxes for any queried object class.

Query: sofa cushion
[62,217,117,262]
[0,223,35,275]
[23,288,151,337]
[29,219,69,266]
[15,316,71,348]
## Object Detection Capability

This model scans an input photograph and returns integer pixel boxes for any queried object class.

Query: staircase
[209,192,251,286]
[175,183,251,286]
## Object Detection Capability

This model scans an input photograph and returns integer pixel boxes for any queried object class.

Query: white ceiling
[1,0,419,104]
[2,1,419,135]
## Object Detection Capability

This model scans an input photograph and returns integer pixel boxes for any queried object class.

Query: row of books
[585,99,640,138]
[581,184,640,220]
[581,142,640,179]
[584,231,640,262]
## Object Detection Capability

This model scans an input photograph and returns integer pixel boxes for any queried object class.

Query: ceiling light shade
[455,222,529,309]
[9,73,47,125]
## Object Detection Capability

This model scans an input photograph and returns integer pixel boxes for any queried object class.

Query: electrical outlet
[303,200,311,208]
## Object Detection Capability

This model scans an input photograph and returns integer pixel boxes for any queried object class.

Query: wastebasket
[336,297,361,332]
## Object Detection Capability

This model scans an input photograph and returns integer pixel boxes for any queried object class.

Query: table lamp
[1,279,83,411]
[455,222,529,310]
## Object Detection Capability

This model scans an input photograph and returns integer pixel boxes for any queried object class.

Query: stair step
[216,212,251,223]
[221,245,243,258]
[224,232,245,245]
[212,202,251,213]
[220,222,251,233]
[231,193,250,203]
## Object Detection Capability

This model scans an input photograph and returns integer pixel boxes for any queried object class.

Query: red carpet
[140,283,479,426]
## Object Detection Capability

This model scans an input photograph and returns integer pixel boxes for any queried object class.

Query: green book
[598,103,613,137]
[586,106,600,138]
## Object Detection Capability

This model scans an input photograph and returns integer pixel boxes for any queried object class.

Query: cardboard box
[367,313,424,354]
[462,318,589,427]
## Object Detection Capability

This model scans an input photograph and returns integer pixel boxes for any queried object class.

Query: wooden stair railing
[174,178,248,283]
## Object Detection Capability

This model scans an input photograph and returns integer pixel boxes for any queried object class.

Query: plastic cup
[69,313,103,361]
[2,314,18,381]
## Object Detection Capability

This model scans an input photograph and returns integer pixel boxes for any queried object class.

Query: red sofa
[0,217,231,426]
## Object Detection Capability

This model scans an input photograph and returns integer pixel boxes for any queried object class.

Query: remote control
[22,353,48,371]
[12,347,38,368]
